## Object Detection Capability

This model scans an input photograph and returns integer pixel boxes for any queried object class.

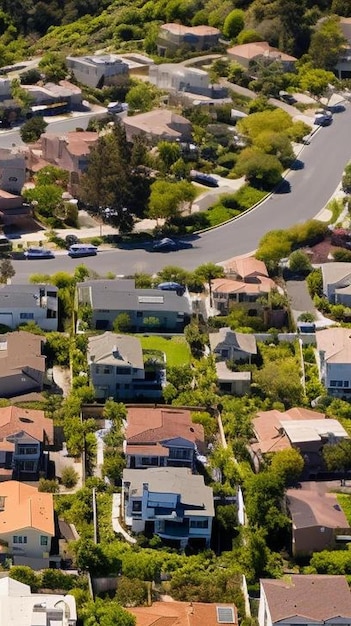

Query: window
[344,381,350,388]
[40,535,48,546]
[330,380,343,387]
[103,366,111,374]
[136,311,143,318]
[18,446,37,455]
[47,291,57,298]
[141,457,158,466]
[20,313,34,320]
[116,367,131,375]
[13,536,27,544]
[190,520,208,528]
[132,500,142,512]
[221,349,229,358]
[19,461,35,471]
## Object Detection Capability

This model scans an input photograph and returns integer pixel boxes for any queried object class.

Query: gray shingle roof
[209,328,257,355]
[88,332,144,369]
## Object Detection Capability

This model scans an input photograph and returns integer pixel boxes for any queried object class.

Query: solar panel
[138,296,164,304]
[217,607,235,624]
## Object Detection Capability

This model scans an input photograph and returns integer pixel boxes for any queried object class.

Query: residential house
[123,109,192,143]
[76,279,191,332]
[227,41,297,70]
[22,81,82,110]
[0,406,53,481]
[122,467,214,548]
[286,482,351,555]
[0,78,11,101]
[215,362,251,396]
[0,147,26,194]
[0,576,77,626]
[149,63,227,98]
[258,575,351,626]
[209,328,257,364]
[125,407,205,470]
[118,53,155,76]
[336,18,351,79]
[316,327,351,396]
[0,284,58,331]
[321,262,351,304]
[0,481,54,569]
[0,191,32,227]
[251,406,348,476]
[128,601,238,626]
[66,54,129,88]
[0,331,46,398]
[222,256,271,281]
[157,23,221,56]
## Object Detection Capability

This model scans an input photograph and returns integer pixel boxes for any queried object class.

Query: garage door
[0,313,13,327]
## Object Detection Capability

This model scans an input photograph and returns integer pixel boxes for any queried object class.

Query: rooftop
[0,283,57,310]
[212,277,274,295]
[42,130,99,157]
[321,262,351,286]
[128,601,237,626]
[316,327,351,363]
[0,405,53,444]
[123,109,192,139]
[252,407,326,453]
[261,575,351,622]
[0,480,54,535]
[227,41,297,62]
[215,361,251,382]
[123,467,214,517]
[126,407,204,447]
[161,23,220,37]
[209,328,257,356]
[222,256,269,279]
[88,332,144,370]
[0,331,45,378]
[287,482,349,530]
[280,418,348,444]
[67,53,128,67]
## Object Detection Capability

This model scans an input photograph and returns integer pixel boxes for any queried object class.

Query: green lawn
[337,493,351,525]
[137,335,191,367]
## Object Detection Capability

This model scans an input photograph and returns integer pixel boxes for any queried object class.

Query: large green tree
[308,16,346,70]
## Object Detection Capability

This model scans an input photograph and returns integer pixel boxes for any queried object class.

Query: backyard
[137,335,191,367]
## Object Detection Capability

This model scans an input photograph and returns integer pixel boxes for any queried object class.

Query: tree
[20,68,42,85]
[0,258,15,283]
[148,180,182,222]
[342,163,351,193]
[332,0,351,16]
[308,16,346,71]
[235,149,283,190]
[157,265,190,286]
[269,448,305,486]
[254,131,294,168]
[72,539,109,575]
[23,184,64,223]
[237,29,263,44]
[20,117,48,143]
[61,466,79,488]
[38,52,67,83]
[298,66,336,98]
[306,268,323,297]
[253,358,304,407]
[113,313,132,333]
[323,439,351,475]
[223,9,245,39]
[126,82,159,113]
[237,109,292,141]
[157,141,181,171]
[81,597,136,626]
[289,250,313,273]
[35,165,69,188]
[115,576,148,607]
[9,566,39,591]
[194,262,224,306]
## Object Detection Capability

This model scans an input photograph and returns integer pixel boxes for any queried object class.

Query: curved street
[8,103,351,282]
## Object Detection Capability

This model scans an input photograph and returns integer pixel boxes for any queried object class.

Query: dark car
[278,91,296,105]
[157,282,186,295]
[190,170,219,187]
[151,238,193,252]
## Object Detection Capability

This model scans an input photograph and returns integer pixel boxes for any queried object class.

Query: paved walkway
[112,493,137,544]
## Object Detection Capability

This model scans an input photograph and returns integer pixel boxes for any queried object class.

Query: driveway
[285,279,315,317]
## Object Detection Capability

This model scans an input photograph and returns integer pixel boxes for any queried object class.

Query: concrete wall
[0,527,51,561]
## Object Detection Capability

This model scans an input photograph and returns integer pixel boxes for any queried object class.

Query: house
[0,331,46,398]
[222,256,271,281]
[335,18,351,79]
[123,109,192,143]
[0,405,53,481]
[122,467,214,548]
[215,362,251,396]
[0,78,11,101]
[148,63,227,99]
[286,482,351,555]
[157,23,221,56]
[76,279,191,332]
[0,481,54,568]
[258,575,351,626]
[128,601,238,626]
[316,327,351,396]
[0,191,32,226]
[66,54,129,88]
[321,262,351,304]
[0,147,26,194]
[88,332,151,400]
[0,576,77,626]
[251,406,348,475]
[125,407,205,470]
[209,328,257,364]
[22,80,82,110]
[0,284,58,331]
[227,41,297,70]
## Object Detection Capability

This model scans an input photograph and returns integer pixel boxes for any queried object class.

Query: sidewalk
[112,493,136,544]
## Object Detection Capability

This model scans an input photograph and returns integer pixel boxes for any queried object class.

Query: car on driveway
[190,170,219,187]
[157,281,186,295]
[151,238,193,252]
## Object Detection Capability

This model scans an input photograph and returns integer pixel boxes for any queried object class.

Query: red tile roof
[0,405,53,444]
[126,408,204,447]
[129,601,238,626]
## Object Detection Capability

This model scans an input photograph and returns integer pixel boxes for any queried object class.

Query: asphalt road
[8,103,351,282]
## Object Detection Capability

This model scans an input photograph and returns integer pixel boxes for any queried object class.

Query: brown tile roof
[126,443,170,457]
[316,327,351,364]
[0,480,54,535]
[227,42,297,62]
[161,23,220,37]
[212,277,274,295]
[287,482,349,530]
[223,256,269,279]
[124,110,191,139]
[261,575,351,622]
[0,331,45,378]
[129,601,238,626]
[0,405,53,444]
[126,408,204,448]
[252,407,326,453]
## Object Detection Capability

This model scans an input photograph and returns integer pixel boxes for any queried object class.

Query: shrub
[61,466,79,489]
[41,569,78,591]
[38,478,59,493]
[9,566,40,591]
[333,248,351,262]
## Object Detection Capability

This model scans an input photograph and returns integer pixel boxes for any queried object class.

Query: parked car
[157,281,186,295]
[190,170,219,187]
[278,91,296,105]
[314,110,333,126]
[24,247,55,259]
[68,243,98,257]
[0,237,12,257]
[151,238,193,252]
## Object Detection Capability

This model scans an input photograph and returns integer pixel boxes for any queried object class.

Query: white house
[321,262,351,304]
[66,54,129,88]
[0,284,58,331]
[258,575,351,626]
[122,467,214,549]
[316,327,351,396]
[0,576,76,626]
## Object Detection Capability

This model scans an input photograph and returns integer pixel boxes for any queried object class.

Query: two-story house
[157,23,220,56]
[0,480,55,569]
[321,262,351,305]
[122,467,214,549]
[125,407,205,470]
[76,279,191,332]
[66,54,129,88]
[0,284,58,331]
[316,327,351,396]
[209,328,257,364]
[0,406,53,481]
[258,575,351,626]
[123,109,193,144]
[0,331,46,398]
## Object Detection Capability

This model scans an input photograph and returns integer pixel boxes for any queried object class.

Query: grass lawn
[137,335,191,367]
[337,493,351,524]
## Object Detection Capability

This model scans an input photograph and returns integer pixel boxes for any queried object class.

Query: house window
[221,349,229,358]
[47,291,57,298]
[136,311,143,317]
[20,313,34,320]
[344,381,350,388]
[132,500,142,512]
[116,367,131,375]
[330,380,343,387]
[141,457,158,466]
[40,535,48,546]
[18,446,37,455]
[13,536,27,544]
[103,366,111,374]
[190,520,208,528]
[19,461,35,471]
